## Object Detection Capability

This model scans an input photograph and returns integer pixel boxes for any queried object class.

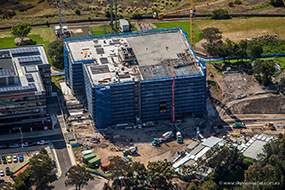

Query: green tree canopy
[247,40,263,60]
[11,23,32,44]
[187,182,198,190]
[270,0,284,7]
[200,27,222,43]
[252,60,275,86]
[211,8,231,19]
[65,165,94,190]
[14,170,31,190]
[26,149,54,190]
[47,40,64,69]
[279,77,285,90]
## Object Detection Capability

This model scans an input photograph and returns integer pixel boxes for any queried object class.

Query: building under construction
[64,28,207,128]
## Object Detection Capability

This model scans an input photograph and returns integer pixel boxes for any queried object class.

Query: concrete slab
[127,31,188,67]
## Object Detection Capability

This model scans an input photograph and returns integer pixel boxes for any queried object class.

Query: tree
[239,40,248,60]
[206,43,219,56]
[187,182,198,190]
[0,182,16,190]
[108,156,131,190]
[279,77,285,90]
[199,180,217,190]
[234,0,242,4]
[39,146,48,155]
[252,60,275,86]
[270,0,284,7]
[14,170,31,190]
[47,40,64,69]
[211,8,231,19]
[11,23,32,44]
[146,159,175,190]
[103,182,113,190]
[247,40,263,60]
[130,162,147,188]
[65,165,94,190]
[75,8,81,15]
[26,151,54,190]
[199,27,222,43]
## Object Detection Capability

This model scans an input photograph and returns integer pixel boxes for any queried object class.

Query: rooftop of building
[65,28,205,86]
[0,45,49,94]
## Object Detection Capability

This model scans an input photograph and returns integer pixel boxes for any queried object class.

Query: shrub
[270,0,284,7]
[161,0,165,3]
[44,19,49,27]
[228,1,234,6]
[172,2,179,7]
[74,8,81,15]
[211,8,231,19]
[127,6,132,10]
[134,1,137,4]
[234,0,242,4]
[88,16,91,20]
[147,10,153,14]
[143,7,147,10]
[105,10,111,17]
[132,12,143,18]
[118,8,123,12]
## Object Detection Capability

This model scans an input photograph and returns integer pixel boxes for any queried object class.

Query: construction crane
[153,0,228,48]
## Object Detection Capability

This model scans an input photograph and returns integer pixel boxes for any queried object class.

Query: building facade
[64,28,207,128]
[0,45,52,134]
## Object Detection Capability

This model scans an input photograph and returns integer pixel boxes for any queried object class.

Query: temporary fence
[202,53,285,62]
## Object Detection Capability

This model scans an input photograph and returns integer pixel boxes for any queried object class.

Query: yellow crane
[153,0,228,49]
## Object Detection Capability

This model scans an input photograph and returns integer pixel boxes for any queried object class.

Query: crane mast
[190,0,196,50]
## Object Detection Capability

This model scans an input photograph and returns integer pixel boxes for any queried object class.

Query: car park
[5,167,10,176]
[0,170,4,176]
[7,156,12,163]
[13,155,17,163]
[2,156,7,164]
[18,154,24,162]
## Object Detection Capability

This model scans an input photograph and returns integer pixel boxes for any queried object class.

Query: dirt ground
[73,116,207,166]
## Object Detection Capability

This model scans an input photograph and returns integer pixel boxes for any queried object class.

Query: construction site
[64,27,207,129]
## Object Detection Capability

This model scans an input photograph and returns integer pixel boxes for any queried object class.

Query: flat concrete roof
[0,58,16,76]
[67,29,202,86]
[190,144,206,156]
[201,136,223,148]
[127,32,188,66]
[243,140,267,160]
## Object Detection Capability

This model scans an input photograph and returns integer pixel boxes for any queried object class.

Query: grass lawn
[51,75,65,89]
[152,21,202,43]
[0,34,49,49]
[197,17,285,41]
[90,25,106,35]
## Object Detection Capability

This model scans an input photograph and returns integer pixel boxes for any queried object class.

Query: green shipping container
[234,123,242,127]
[88,157,101,168]
[83,153,96,164]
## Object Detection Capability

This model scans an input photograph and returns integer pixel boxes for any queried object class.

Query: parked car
[0,170,4,176]
[13,155,18,163]
[22,142,28,147]
[10,143,19,148]
[7,156,12,163]
[18,154,24,162]
[37,140,48,145]
[2,156,7,164]
[5,167,10,176]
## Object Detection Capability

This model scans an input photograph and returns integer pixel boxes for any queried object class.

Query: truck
[152,131,174,146]
[123,146,137,156]
[176,131,183,143]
